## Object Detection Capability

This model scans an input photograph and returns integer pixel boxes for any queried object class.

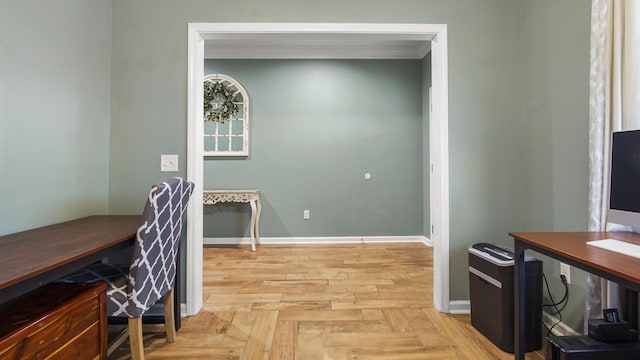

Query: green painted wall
[520,0,591,332]
[108,0,525,303]
[203,59,423,238]
[0,0,112,235]
[0,0,595,324]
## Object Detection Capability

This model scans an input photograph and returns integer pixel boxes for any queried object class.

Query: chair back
[127,177,194,317]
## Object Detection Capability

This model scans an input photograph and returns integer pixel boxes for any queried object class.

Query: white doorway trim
[186,23,450,315]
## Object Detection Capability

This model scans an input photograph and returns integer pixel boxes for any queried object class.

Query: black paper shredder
[468,242,543,353]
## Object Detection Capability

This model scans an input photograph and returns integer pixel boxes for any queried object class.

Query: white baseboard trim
[446,303,581,332]
[449,300,471,314]
[203,235,432,246]
[419,301,584,329]
[423,236,433,247]
[542,311,580,336]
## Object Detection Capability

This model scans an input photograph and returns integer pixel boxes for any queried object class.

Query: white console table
[203,190,261,251]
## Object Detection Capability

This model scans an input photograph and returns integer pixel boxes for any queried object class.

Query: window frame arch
[203,73,249,156]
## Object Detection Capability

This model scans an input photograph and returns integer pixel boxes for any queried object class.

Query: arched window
[203,74,249,156]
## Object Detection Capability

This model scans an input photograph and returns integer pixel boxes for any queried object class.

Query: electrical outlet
[303,210,310,220]
[560,262,571,284]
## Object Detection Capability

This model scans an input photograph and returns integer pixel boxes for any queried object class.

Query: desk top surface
[0,215,141,291]
[510,231,640,286]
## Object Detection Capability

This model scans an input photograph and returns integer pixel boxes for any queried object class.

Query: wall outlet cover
[161,154,178,172]
[560,262,571,284]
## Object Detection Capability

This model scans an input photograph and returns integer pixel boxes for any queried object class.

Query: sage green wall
[520,0,591,332]
[0,0,593,317]
[108,0,524,303]
[202,59,423,238]
[0,0,596,323]
[0,0,112,235]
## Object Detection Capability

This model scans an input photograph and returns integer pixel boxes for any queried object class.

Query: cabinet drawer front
[0,283,105,360]
[46,322,102,360]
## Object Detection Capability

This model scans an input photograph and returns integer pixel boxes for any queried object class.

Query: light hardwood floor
[111,243,544,359]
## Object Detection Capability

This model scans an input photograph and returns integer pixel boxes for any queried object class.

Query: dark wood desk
[0,215,141,304]
[511,231,640,360]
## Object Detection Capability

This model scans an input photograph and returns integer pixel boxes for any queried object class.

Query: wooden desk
[511,231,640,360]
[0,215,141,304]
[203,190,262,251]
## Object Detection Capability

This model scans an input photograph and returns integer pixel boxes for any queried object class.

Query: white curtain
[587,0,640,325]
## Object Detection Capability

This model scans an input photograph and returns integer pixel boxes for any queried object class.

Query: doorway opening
[186,23,450,315]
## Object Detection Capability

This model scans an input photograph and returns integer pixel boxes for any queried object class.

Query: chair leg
[164,287,176,342]
[128,317,145,360]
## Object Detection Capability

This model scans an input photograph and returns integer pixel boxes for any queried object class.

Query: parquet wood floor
[110,243,544,359]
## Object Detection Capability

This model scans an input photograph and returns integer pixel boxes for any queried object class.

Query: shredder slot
[469,266,502,288]
[468,247,514,266]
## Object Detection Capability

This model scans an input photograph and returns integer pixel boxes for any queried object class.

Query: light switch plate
[161,155,178,172]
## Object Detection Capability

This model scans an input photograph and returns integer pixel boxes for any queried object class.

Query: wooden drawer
[0,282,107,360]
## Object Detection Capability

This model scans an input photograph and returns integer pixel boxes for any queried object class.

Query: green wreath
[204,81,239,122]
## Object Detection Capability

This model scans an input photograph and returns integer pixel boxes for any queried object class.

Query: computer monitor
[608,130,640,228]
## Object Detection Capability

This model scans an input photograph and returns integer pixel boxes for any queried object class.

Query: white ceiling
[203,33,433,59]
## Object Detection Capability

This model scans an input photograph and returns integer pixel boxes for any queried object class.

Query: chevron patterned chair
[59,177,194,360]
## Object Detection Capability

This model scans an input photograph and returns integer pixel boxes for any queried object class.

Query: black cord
[542,273,563,336]
[542,272,569,336]
[556,277,570,313]
[542,273,569,308]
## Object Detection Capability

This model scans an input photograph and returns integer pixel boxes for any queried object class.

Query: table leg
[624,287,638,330]
[255,197,262,246]
[514,240,526,360]
[249,200,257,252]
